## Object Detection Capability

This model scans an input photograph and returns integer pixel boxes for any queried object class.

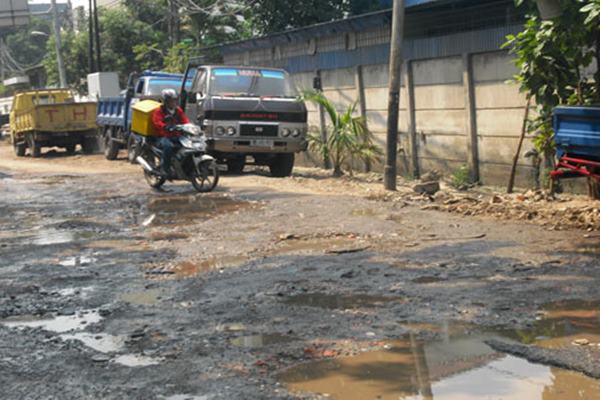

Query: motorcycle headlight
[183,124,202,136]
[291,128,301,137]
[227,126,237,136]
[180,137,193,148]
[281,128,291,137]
[215,126,225,136]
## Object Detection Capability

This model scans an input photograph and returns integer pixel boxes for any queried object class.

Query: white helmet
[161,88,178,103]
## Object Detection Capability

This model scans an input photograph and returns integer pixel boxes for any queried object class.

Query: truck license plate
[252,139,273,147]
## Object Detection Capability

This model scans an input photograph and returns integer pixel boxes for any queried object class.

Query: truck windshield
[146,78,192,96]
[209,68,297,98]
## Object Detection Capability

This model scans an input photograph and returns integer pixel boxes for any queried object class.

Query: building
[210,0,543,187]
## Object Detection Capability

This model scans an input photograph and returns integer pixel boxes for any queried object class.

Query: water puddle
[412,276,447,284]
[145,195,252,226]
[120,289,165,306]
[284,293,403,310]
[61,332,125,353]
[230,333,296,348]
[57,286,94,298]
[171,256,248,278]
[0,309,102,333]
[271,238,366,256]
[113,354,163,367]
[59,255,97,267]
[508,299,600,349]
[33,229,76,245]
[279,329,600,399]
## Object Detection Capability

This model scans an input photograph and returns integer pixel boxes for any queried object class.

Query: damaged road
[0,146,599,399]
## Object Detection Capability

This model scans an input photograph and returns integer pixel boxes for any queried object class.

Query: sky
[29,0,91,10]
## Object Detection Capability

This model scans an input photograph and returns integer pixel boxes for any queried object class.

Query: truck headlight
[227,126,237,136]
[281,128,291,137]
[215,126,225,136]
[291,128,301,137]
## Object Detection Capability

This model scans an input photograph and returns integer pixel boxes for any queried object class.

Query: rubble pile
[427,190,600,231]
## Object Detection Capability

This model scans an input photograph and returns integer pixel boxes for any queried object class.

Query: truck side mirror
[126,87,134,98]
[188,92,198,104]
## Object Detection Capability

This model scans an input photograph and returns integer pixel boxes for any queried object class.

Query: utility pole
[93,0,102,71]
[51,0,67,87]
[384,0,405,191]
[169,0,180,47]
[88,0,95,72]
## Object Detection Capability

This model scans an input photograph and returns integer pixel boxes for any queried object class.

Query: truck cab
[97,70,192,161]
[181,64,308,177]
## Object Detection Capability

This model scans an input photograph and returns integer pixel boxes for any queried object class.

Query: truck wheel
[104,129,119,160]
[226,157,246,174]
[13,141,26,157]
[269,153,294,177]
[127,134,138,164]
[27,134,41,158]
[65,144,76,155]
[81,139,95,154]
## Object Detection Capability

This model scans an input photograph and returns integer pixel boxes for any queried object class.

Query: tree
[504,0,600,160]
[304,91,382,176]
[4,17,51,69]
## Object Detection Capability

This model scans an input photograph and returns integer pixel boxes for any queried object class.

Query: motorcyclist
[151,88,190,177]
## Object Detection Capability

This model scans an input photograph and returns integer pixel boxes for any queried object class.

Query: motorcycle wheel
[192,160,219,193]
[127,134,138,164]
[143,153,166,189]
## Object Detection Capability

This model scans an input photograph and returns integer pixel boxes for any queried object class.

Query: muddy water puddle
[0,309,102,333]
[170,256,249,278]
[145,194,254,226]
[230,333,296,348]
[279,329,600,399]
[120,288,166,306]
[508,299,600,349]
[284,293,403,310]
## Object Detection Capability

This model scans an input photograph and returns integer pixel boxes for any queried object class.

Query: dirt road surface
[1,143,599,400]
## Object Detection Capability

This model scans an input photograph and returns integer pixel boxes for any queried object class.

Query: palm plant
[304,91,382,176]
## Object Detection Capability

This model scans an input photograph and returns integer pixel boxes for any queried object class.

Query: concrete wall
[284,50,542,188]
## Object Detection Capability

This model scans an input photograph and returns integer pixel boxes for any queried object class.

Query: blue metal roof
[214,0,508,55]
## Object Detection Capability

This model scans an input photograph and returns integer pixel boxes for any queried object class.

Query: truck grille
[240,124,278,137]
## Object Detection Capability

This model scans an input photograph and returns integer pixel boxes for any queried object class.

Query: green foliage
[5,17,51,68]
[246,0,386,34]
[303,91,382,176]
[504,0,600,158]
[450,165,471,189]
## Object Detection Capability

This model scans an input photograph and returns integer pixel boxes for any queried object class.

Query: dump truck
[97,70,192,161]
[9,89,97,157]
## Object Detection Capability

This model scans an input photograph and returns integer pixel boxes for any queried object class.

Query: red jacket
[152,106,190,138]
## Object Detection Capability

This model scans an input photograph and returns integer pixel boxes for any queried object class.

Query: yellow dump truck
[9,89,98,157]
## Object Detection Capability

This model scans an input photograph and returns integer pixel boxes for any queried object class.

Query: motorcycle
[135,123,219,192]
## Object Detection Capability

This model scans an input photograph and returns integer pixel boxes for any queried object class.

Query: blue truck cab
[97,70,191,161]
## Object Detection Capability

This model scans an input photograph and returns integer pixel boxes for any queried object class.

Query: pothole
[144,194,254,226]
[113,354,163,367]
[61,332,126,353]
[506,299,600,349]
[279,327,600,399]
[230,333,296,349]
[283,293,404,310]
[120,289,166,306]
[0,309,102,333]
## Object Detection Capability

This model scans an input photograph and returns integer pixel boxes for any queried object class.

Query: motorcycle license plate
[252,139,273,147]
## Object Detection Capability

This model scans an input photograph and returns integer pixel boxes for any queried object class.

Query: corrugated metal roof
[214,0,510,55]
